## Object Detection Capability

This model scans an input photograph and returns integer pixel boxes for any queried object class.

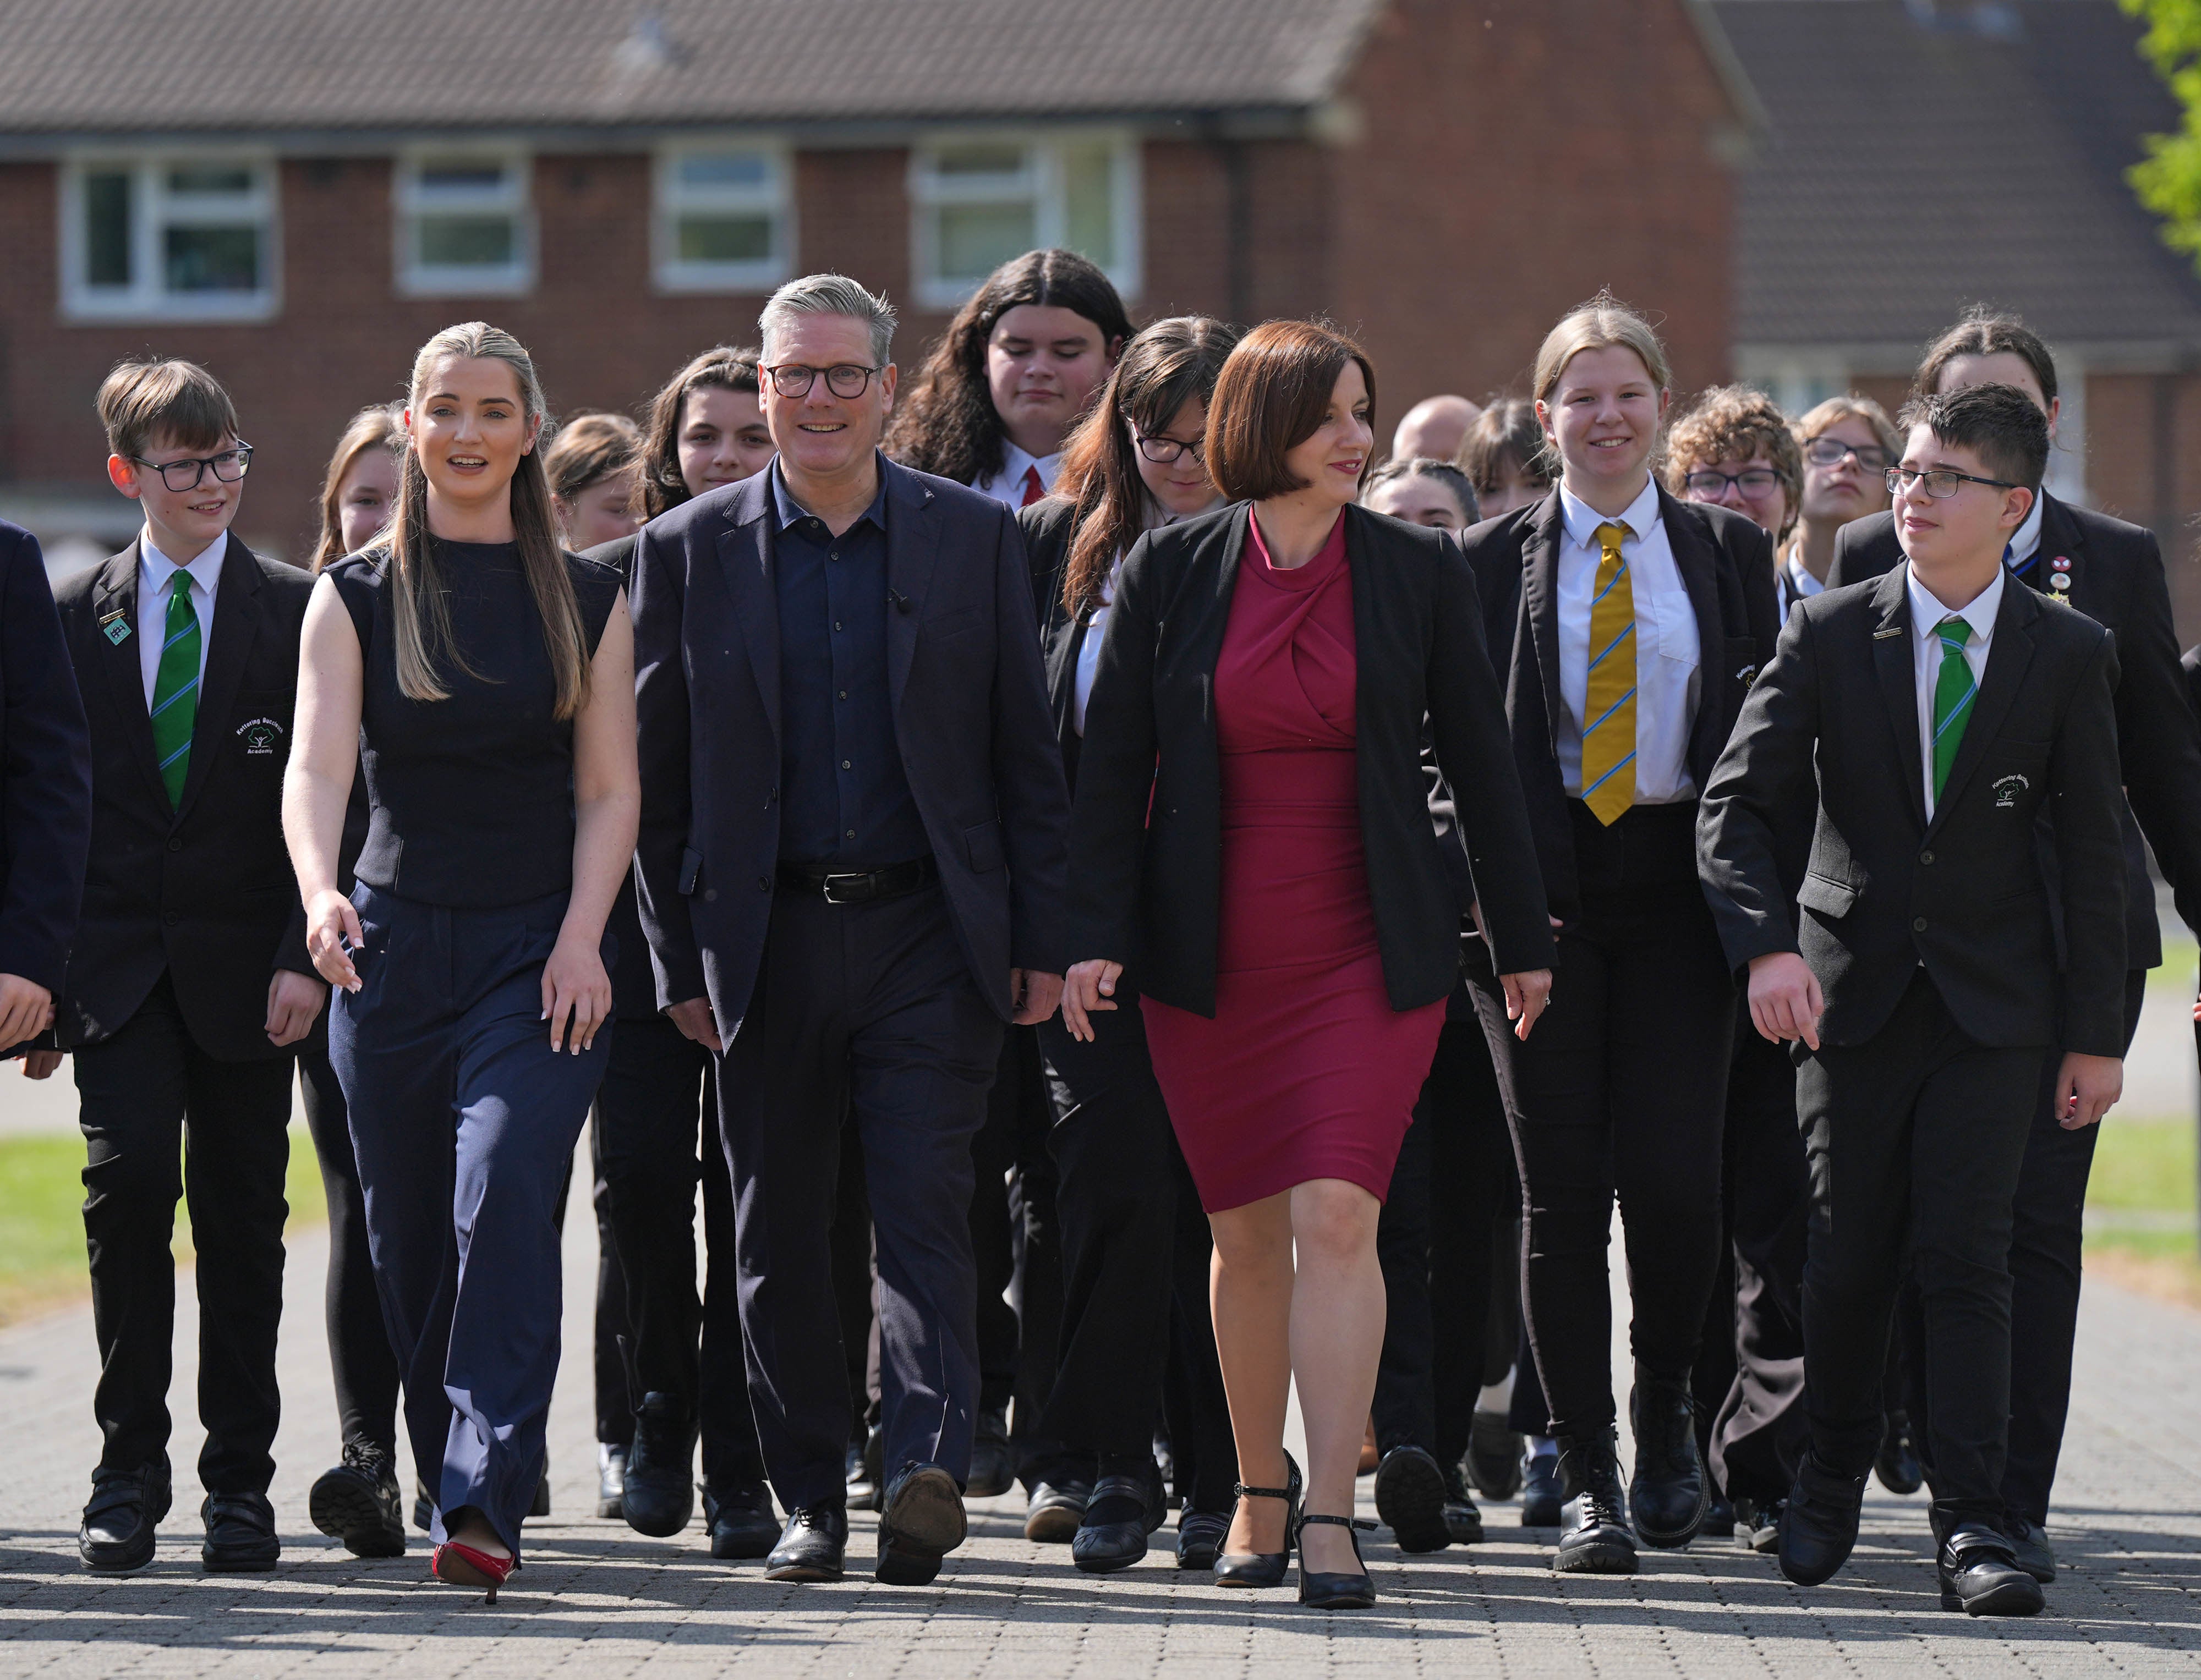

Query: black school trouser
[716,881,1002,1514]
[1797,970,2045,1533]
[971,1026,1064,1478]
[76,971,294,1493]
[1471,800,1734,1440]
[1373,1002,1515,1469]
[592,1011,766,1489]
[298,1017,402,1455]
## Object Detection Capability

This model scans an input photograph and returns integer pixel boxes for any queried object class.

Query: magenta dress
[1141,512,1448,1214]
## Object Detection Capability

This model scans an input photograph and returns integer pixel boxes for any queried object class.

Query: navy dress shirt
[772,462,928,868]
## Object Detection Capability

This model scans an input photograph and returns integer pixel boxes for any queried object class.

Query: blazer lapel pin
[100,607,131,645]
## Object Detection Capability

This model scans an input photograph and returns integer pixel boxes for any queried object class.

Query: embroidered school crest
[1992,773,2029,809]
[235,717,284,755]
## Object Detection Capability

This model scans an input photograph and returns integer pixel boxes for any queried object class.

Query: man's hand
[667,996,723,1055]
[1011,969,1063,1027]
[22,1048,62,1079]
[1499,969,1553,1041]
[1746,951,1823,1050]
[0,974,53,1055]
[1060,960,1122,1043]
[2054,1051,2122,1130]
[266,969,327,1047]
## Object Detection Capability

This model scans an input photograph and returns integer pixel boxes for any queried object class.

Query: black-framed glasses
[1804,436,1891,471]
[130,442,253,492]
[762,363,880,399]
[1134,433,1205,465]
[1885,465,2019,499]
[1683,466,1783,498]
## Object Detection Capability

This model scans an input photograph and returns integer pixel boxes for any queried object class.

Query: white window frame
[908,131,1141,311]
[394,145,534,298]
[652,138,794,293]
[59,150,281,323]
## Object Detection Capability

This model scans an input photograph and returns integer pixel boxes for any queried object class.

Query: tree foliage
[2127,0,2201,267]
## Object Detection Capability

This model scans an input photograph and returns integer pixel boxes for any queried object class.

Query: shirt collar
[1906,559,2005,648]
[1782,543,1825,600]
[1557,473,1662,550]
[769,455,889,535]
[999,441,1061,495]
[139,529,227,599]
[2005,485,2047,569]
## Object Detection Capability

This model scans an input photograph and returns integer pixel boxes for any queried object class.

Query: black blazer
[1019,496,1085,789]
[0,521,92,995]
[1460,486,1782,921]
[53,536,315,1059]
[581,530,662,1023]
[631,457,1070,1039]
[1062,502,1554,1017]
[1830,496,2201,971]
[1698,567,2127,1057]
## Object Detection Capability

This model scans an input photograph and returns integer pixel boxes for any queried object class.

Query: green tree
[2127,0,2201,267]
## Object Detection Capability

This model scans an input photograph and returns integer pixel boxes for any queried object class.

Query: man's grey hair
[758,273,897,369]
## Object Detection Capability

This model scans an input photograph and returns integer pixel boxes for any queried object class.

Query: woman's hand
[1060,959,1123,1044]
[306,888,366,991]
[1499,969,1553,1040]
[542,934,612,1055]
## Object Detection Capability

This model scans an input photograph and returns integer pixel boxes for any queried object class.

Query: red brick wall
[2084,371,2201,647]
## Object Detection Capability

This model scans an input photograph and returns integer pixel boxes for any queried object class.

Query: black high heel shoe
[1214,1452,1301,1589]
[1297,1512,1378,1610]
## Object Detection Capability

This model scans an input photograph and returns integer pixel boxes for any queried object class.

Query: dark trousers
[1999,969,2147,1526]
[830,1123,880,1435]
[1374,1005,1514,1468]
[971,1025,1064,1483]
[592,1011,764,1487]
[332,884,610,1554]
[1795,970,2045,1532]
[1709,1019,1812,1503]
[715,883,1003,1513]
[298,1019,402,1454]
[1471,802,1734,1438]
[1034,991,1178,1460]
[75,971,293,1492]
[581,1152,635,1445]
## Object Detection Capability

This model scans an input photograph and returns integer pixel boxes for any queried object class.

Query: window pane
[417,160,508,193]
[166,163,254,196]
[163,224,260,293]
[84,171,133,287]
[678,151,769,191]
[1061,144,1115,268]
[677,213,773,264]
[934,144,1027,179]
[416,214,515,267]
[937,202,1035,282]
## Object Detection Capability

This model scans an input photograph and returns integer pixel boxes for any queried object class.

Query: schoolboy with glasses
[1699,383,2127,1617]
[42,357,322,1575]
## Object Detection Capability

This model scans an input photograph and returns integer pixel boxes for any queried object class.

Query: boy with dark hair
[1699,383,2128,1617]
[41,356,322,1573]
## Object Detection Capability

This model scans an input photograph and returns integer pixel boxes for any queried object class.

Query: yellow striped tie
[1580,520,1637,826]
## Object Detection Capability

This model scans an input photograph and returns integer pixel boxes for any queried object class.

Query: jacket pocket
[678,846,704,895]
[961,820,1004,874]
[1795,872,1859,919]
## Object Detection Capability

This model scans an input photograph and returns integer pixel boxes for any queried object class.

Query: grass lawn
[2086,1106,2201,1309]
[0,1127,327,1327]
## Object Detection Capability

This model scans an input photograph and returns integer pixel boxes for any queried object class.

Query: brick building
[0,0,1755,567]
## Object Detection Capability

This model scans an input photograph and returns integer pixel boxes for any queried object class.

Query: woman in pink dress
[1061,321,1555,1608]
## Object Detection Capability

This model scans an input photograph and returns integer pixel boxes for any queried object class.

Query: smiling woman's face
[1276,360,1375,511]
[407,355,536,508]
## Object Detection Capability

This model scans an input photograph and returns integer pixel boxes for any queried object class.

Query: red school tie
[1020,465,1045,507]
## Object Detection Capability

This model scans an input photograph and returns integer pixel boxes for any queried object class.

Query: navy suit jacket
[630,455,1070,1040]
[0,521,91,995]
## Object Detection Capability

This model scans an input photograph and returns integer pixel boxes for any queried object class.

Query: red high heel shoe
[431,1540,514,1603]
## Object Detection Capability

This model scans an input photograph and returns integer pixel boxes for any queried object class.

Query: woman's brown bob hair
[1205,321,1377,503]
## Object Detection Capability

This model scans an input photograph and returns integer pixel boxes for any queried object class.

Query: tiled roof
[0,0,1385,135]
[1715,0,2201,354]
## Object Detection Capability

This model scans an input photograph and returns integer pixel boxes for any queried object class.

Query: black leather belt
[775,855,939,905]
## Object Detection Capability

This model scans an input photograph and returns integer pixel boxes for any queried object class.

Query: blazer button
[758,876,771,892]
[1919,849,1935,865]
[167,837,183,853]
[703,888,718,903]
[164,910,180,926]
[1912,916,1929,932]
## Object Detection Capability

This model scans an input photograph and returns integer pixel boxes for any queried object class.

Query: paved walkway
[2,1185,2199,1678]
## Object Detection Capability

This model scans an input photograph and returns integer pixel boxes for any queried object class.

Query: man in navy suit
[632,274,1069,1588]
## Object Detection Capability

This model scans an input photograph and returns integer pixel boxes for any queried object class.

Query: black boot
[703,1481,780,1560]
[622,1392,698,1538]
[1776,1451,1866,1586]
[1874,1408,1923,1495]
[1627,1371,1707,1548]
[1939,1522,2044,1615]
[309,1439,406,1558]
[1552,1429,1635,1574]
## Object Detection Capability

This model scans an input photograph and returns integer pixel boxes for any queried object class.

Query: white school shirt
[1071,508,1196,735]
[1904,561,2004,821]
[2005,486,2045,573]
[973,442,1061,508]
[1781,543,1826,619]
[136,530,227,709]
[1554,474,1701,804]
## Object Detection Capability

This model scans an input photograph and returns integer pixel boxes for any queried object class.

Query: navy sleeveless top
[327,540,622,909]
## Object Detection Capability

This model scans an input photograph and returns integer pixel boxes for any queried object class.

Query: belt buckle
[819,871,866,905]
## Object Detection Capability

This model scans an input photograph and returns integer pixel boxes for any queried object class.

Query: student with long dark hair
[286,321,638,1602]
[637,347,776,519]
[1020,316,1242,1572]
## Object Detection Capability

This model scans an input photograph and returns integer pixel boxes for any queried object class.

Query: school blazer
[1830,495,2201,974]
[1019,496,1086,792]
[1697,567,2128,1057]
[0,521,92,996]
[1459,486,1782,921]
[1061,501,1555,1018]
[53,536,315,1059]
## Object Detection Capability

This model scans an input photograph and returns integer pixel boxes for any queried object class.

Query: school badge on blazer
[234,716,285,755]
[1992,773,2029,809]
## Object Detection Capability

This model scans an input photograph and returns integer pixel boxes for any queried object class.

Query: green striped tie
[150,573,201,808]
[1930,617,1975,805]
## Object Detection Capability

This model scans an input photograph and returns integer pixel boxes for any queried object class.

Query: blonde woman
[283,322,638,1601]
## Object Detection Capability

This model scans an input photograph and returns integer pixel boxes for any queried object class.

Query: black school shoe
[1176,1507,1230,1569]
[765,1503,848,1581]
[80,1459,171,1573]
[310,1439,406,1558]
[1024,1477,1091,1542]
[1552,1430,1636,1574]
[1939,1522,2045,1615]
[1519,1442,1562,1527]
[1372,1445,1452,1553]
[1071,1461,1167,1574]
[622,1392,698,1537]
[966,1408,1014,1499]
[1442,1460,1486,1545]
[877,1462,967,1585]
[703,1481,780,1560]
[1776,1452,1866,1586]
[2003,1515,2056,1584]
[1466,1409,1524,1500]
[1875,1409,1924,1495]
[203,1491,280,1572]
